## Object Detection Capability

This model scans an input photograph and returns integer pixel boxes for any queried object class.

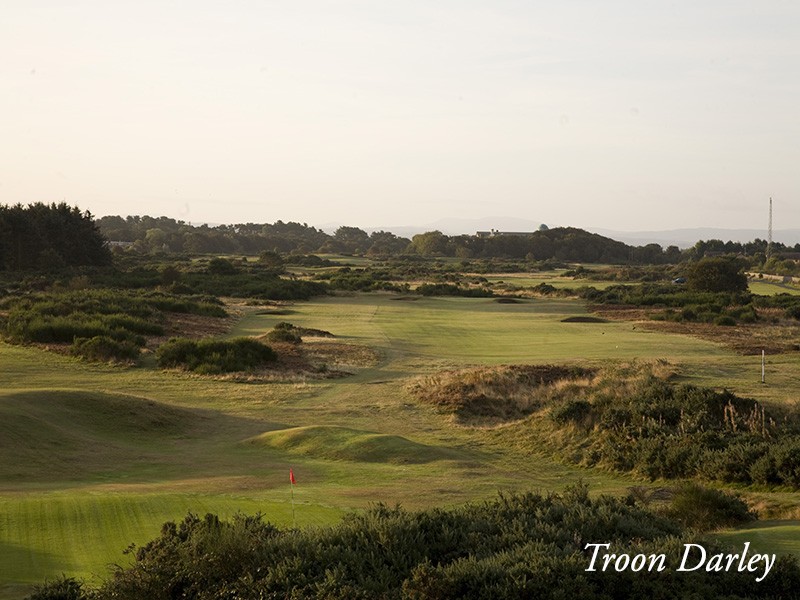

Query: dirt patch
[391,296,421,301]
[495,297,522,304]
[408,364,596,425]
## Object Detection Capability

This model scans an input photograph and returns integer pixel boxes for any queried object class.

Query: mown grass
[717,520,800,557]
[748,281,800,296]
[3,293,800,596]
[0,493,343,589]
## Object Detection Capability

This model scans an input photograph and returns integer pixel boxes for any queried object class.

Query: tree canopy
[686,257,748,293]
[0,203,111,271]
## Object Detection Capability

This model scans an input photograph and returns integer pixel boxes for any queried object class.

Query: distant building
[476,229,536,238]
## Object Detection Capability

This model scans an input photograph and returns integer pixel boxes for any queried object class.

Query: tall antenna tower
[767,197,773,261]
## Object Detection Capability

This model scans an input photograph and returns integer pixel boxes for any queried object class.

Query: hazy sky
[3,1,799,231]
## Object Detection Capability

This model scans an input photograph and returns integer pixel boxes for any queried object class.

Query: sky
[2,1,800,232]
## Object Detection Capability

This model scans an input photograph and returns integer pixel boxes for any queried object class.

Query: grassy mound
[247,425,451,464]
[0,390,203,481]
[409,364,596,423]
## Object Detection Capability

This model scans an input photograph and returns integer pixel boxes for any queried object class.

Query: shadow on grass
[0,540,77,585]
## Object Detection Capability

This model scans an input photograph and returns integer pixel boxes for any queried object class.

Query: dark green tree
[686,257,748,293]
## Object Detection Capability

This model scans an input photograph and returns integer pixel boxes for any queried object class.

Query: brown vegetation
[408,364,597,424]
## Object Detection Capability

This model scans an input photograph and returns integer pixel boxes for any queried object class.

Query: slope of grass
[248,425,457,464]
[0,390,205,482]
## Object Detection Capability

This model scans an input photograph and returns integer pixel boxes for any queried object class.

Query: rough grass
[408,364,597,423]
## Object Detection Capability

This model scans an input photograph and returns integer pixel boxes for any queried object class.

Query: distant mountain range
[319,217,800,249]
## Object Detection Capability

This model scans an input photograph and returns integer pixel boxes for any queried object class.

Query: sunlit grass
[3,292,800,596]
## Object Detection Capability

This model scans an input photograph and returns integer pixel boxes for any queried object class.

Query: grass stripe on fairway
[0,493,343,590]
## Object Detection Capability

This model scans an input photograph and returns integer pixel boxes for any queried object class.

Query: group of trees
[98,215,689,265]
[97,215,410,257]
[410,227,682,263]
[2,203,794,274]
[0,203,111,270]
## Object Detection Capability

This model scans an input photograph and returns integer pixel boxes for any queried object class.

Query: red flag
[289,468,296,485]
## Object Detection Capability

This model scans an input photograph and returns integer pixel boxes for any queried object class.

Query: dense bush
[35,488,800,599]
[0,289,228,363]
[578,284,760,325]
[265,328,302,343]
[665,482,755,530]
[547,374,800,487]
[71,335,140,362]
[26,575,85,600]
[686,257,748,293]
[156,337,276,374]
[181,272,328,300]
[416,283,493,297]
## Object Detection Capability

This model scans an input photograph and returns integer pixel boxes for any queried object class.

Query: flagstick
[290,481,296,529]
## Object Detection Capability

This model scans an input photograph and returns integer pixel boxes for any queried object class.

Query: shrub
[664,482,755,531]
[71,336,140,363]
[266,328,302,344]
[156,337,276,373]
[417,283,493,297]
[206,257,239,276]
[25,575,87,600]
[551,399,593,427]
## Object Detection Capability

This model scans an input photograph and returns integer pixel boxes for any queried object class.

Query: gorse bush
[0,289,228,364]
[542,368,800,487]
[156,337,276,374]
[665,483,755,531]
[71,335,140,362]
[26,575,86,600]
[416,283,493,297]
[578,284,760,325]
[33,488,800,599]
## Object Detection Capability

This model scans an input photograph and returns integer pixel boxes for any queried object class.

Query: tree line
[3,204,795,271]
[98,215,689,264]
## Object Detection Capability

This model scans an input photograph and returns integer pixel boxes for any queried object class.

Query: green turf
[748,280,800,295]
[3,292,800,595]
[715,520,800,557]
[0,493,342,588]
[249,425,460,464]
